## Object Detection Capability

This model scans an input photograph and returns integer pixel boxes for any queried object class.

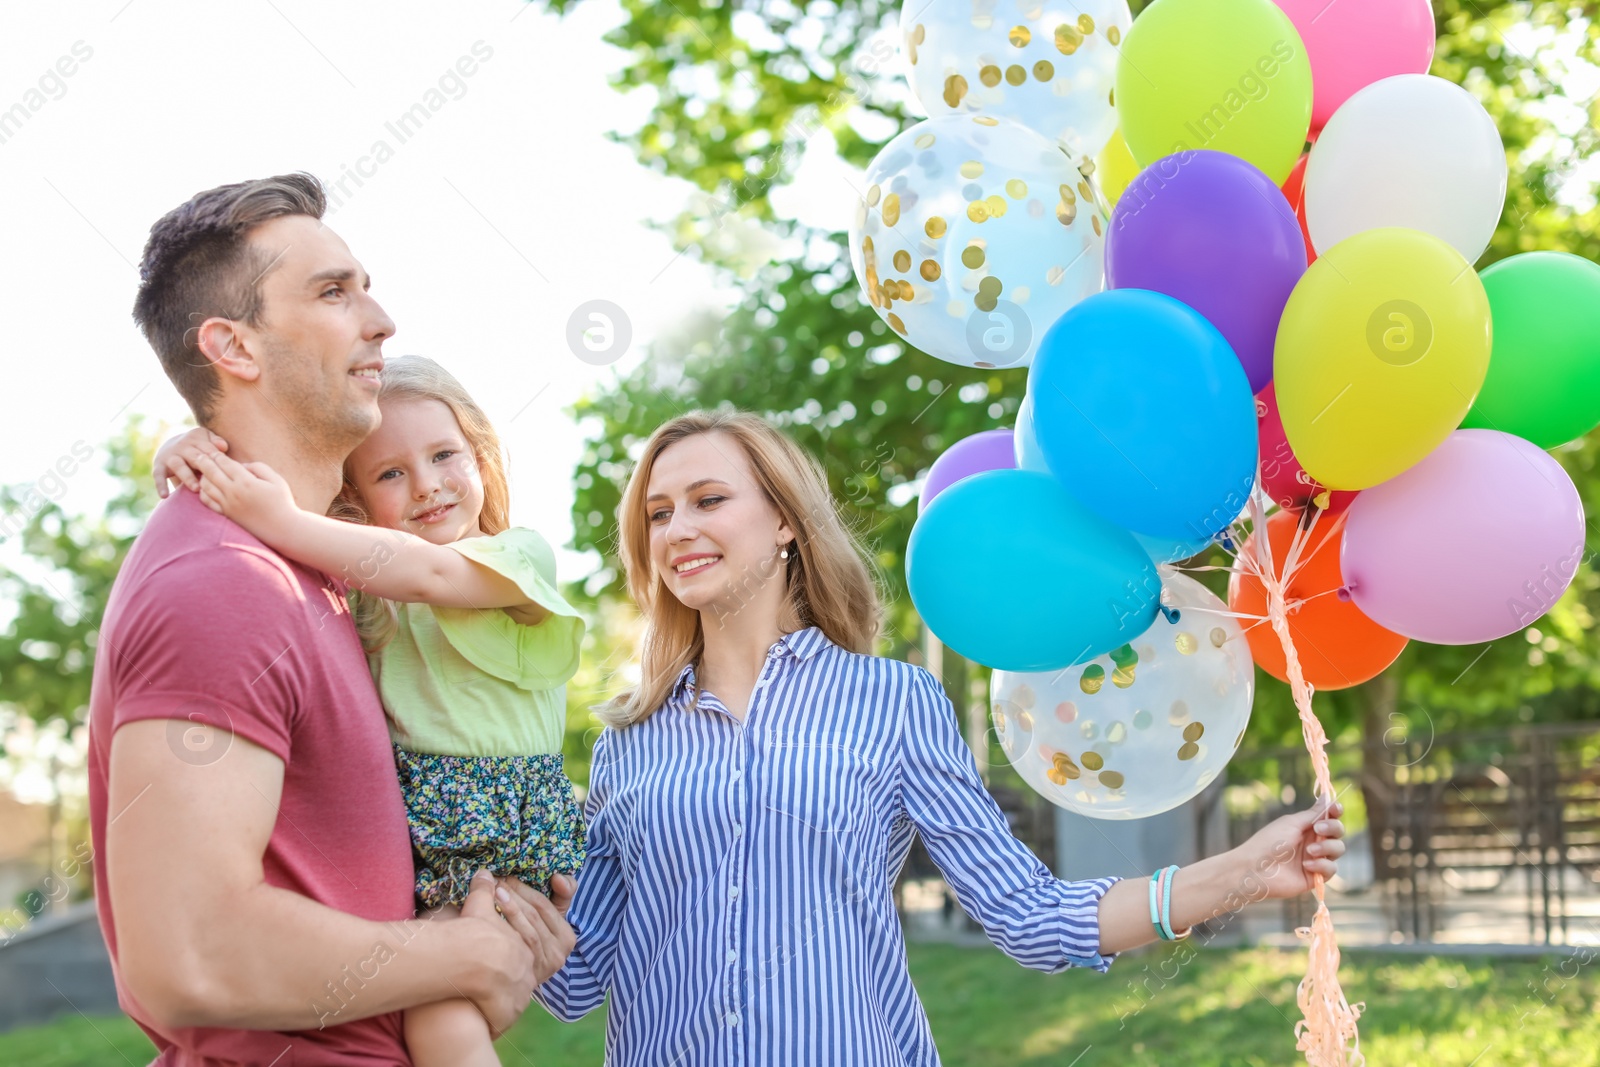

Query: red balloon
[1280,154,1317,264]
[1256,383,1357,514]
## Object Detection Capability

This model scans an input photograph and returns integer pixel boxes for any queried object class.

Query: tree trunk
[1361,671,1401,891]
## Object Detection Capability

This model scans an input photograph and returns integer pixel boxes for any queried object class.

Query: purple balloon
[920,429,1016,513]
[1340,430,1587,645]
[1105,150,1307,394]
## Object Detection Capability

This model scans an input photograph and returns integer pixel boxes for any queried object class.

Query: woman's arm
[1095,800,1346,955]
[503,731,630,1021]
[189,449,544,613]
[897,667,1346,967]
[897,667,1120,972]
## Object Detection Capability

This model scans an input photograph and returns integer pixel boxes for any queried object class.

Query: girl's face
[645,432,794,623]
[344,396,485,544]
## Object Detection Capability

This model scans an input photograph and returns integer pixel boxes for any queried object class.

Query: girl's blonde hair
[601,410,883,728]
[329,355,511,653]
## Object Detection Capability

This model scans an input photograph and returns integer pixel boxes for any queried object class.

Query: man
[87,172,573,1065]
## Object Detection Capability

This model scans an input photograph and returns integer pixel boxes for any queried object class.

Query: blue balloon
[907,468,1161,672]
[1021,394,1214,563]
[1027,289,1257,541]
[1013,394,1049,475]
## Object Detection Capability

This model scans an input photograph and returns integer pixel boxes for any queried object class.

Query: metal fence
[1229,720,1600,945]
[897,721,1600,947]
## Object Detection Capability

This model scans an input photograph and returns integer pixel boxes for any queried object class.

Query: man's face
[242,214,395,452]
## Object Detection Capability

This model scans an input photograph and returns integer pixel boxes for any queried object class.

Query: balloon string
[1243,489,1366,1067]
[1181,585,1345,626]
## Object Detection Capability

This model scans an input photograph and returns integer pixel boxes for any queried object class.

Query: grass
[5,942,1598,1065]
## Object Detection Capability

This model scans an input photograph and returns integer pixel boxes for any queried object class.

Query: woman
[525,410,1346,1065]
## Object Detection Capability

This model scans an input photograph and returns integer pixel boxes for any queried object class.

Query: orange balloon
[1228,509,1406,690]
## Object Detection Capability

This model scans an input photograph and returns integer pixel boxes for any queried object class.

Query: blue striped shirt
[535,625,1121,1065]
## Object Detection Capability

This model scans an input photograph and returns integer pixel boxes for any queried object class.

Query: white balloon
[990,569,1254,820]
[899,0,1132,159]
[1305,74,1507,264]
[848,115,1106,369]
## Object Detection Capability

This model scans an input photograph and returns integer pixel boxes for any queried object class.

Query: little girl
[153,355,585,1066]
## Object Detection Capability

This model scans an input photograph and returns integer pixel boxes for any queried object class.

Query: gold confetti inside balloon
[900,0,1132,159]
[990,569,1254,819]
[848,115,1106,369]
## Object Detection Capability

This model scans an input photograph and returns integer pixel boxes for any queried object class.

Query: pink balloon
[920,429,1016,513]
[1274,0,1436,132]
[1340,430,1587,645]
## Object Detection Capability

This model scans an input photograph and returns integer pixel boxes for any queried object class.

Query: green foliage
[0,420,165,729]
[557,0,1600,747]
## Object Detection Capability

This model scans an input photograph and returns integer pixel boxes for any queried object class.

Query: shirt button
[726,949,738,964]
[730,768,742,781]
[726,1011,740,1027]
[732,822,743,836]
[730,885,740,899]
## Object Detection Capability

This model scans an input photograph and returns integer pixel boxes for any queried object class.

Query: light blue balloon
[1028,289,1258,541]
[907,468,1161,672]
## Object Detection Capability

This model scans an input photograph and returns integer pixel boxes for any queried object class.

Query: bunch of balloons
[870,1,1599,1062]
[888,0,1596,825]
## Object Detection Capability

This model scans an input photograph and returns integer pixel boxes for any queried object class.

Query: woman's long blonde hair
[601,410,883,728]
[329,355,512,653]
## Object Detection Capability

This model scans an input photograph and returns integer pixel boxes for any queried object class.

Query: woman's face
[343,396,485,545]
[646,432,794,622]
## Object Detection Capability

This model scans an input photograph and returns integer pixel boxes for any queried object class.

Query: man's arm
[106,719,573,1035]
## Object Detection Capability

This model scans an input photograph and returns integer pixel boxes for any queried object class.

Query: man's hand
[190,450,298,542]
[457,870,576,1038]
[152,427,228,499]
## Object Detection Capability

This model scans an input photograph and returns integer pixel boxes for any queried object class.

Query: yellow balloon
[1095,128,1139,208]
[1274,228,1492,491]
[1114,0,1312,185]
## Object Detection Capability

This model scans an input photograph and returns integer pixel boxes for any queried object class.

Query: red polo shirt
[87,487,417,1065]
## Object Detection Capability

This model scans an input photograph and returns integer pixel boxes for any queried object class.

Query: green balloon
[1461,252,1600,448]
[1114,0,1312,185]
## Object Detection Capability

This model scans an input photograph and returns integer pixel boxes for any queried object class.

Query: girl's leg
[403,899,501,1066]
[404,998,501,1067]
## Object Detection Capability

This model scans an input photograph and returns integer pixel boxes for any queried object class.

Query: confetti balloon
[899,0,1132,159]
[990,569,1255,819]
[849,115,1107,369]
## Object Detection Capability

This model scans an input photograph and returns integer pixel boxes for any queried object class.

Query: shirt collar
[666,625,831,709]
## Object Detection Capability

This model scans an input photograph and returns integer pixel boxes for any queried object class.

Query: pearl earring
[779,546,789,560]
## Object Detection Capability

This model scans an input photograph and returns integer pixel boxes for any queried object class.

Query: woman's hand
[152,427,228,499]
[190,450,298,542]
[1231,798,1348,901]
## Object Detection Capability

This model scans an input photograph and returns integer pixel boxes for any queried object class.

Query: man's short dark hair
[132,173,327,423]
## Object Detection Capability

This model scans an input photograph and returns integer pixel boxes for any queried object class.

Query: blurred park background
[3,0,1599,1063]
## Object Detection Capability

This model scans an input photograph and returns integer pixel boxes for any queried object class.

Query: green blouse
[370,527,585,757]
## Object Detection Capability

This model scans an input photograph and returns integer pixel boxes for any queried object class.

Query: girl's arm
[190,449,547,615]
[151,426,229,499]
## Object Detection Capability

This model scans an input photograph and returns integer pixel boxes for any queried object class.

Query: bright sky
[0,0,781,588]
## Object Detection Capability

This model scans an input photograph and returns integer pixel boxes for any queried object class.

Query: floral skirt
[392,744,585,911]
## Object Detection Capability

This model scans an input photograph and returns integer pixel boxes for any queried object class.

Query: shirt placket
[721,641,784,1063]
